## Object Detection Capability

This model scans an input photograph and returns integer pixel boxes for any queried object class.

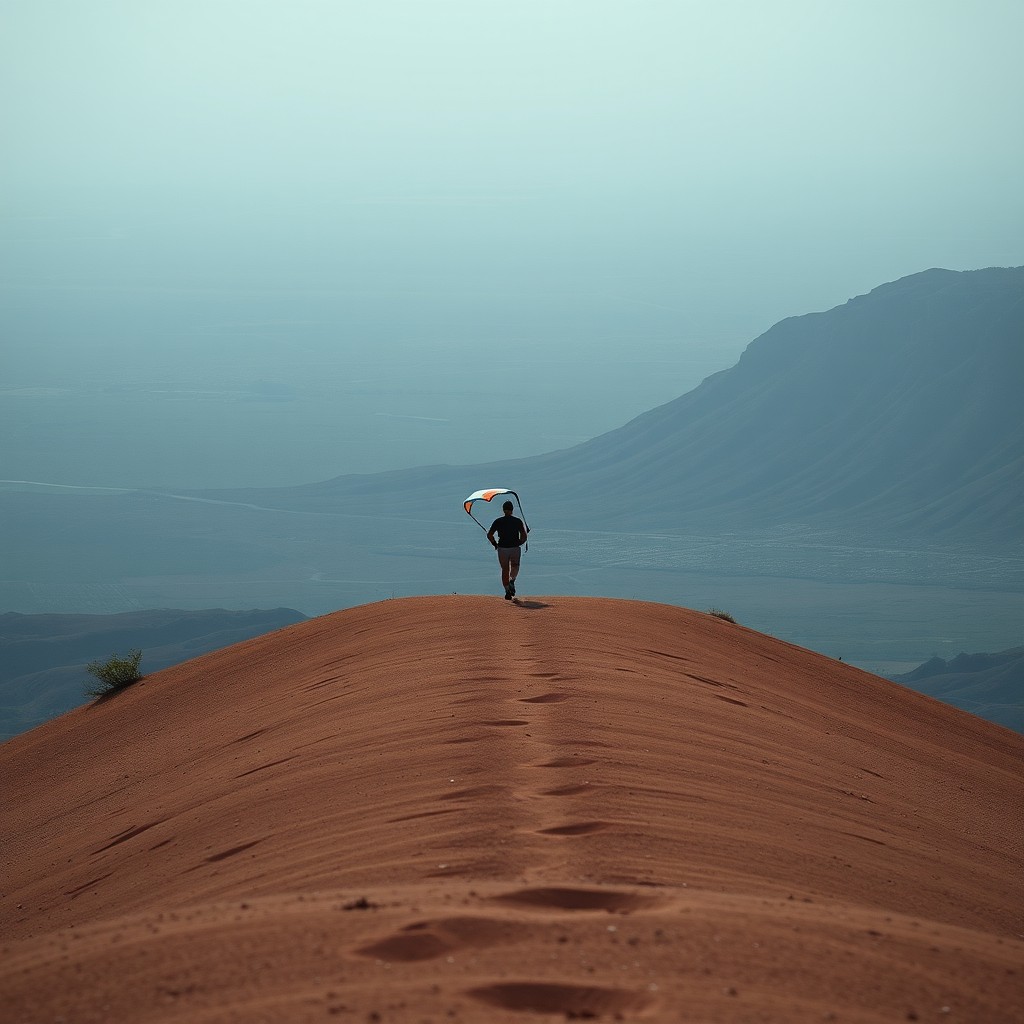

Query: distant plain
[1,481,1020,680]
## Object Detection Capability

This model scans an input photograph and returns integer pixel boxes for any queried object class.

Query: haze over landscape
[3,1,1022,488]
[2,1,1023,726]
[2,4,1024,1020]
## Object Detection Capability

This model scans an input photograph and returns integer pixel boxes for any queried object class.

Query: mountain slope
[551,266,1024,536]
[2,596,1021,1023]
[893,646,1024,733]
[229,266,1022,544]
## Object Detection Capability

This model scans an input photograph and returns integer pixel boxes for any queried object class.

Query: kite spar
[463,487,530,549]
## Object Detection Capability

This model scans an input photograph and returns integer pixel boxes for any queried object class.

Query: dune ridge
[2,595,1021,1022]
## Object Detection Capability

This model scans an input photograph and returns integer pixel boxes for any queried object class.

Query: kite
[464,487,530,547]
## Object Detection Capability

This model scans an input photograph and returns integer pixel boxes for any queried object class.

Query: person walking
[487,500,528,599]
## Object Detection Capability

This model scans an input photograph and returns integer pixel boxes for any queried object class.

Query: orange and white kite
[464,487,530,545]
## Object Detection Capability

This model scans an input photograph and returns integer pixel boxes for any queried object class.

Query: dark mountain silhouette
[223,266,1022,544]
[553,266,1024,538]
[0,607,307,741]
[892,646,1024,733]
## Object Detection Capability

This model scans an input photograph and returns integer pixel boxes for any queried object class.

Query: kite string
[515,497,529,552]
[467,509,489,533]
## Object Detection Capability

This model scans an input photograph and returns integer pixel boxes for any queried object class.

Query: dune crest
[2,596,1021,1022]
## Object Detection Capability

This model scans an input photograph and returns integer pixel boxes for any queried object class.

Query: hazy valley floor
[2,502,1019,674]
[3,481,1021,741]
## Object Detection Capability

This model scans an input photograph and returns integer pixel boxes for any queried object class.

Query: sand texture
[2,596,1022,1022]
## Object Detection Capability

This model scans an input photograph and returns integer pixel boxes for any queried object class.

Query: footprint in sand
[541,784,593,796]
[91,819,167,854]
[467,981,653,1016]
[353,916,526,963]
[490,886,662,913]
[538,821,609,836]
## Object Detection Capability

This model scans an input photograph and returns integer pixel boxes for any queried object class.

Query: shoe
[504,584,513,600]
[509,579,516,597]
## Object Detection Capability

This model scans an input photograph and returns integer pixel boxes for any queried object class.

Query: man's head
[502,501,514,513]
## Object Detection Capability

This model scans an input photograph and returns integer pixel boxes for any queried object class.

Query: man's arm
[486,525,498,548]
[518,520,529,545]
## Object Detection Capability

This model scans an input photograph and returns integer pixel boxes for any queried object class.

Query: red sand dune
[2,596,1021,1023]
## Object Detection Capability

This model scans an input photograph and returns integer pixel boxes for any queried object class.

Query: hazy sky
[2,0,1023,487]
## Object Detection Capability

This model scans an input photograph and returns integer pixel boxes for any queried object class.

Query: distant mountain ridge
[239,266,1022,545]
[507,266,1024,538]
[892,645,1024,733]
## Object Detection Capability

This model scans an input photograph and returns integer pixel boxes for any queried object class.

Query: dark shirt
[490,515,525,547]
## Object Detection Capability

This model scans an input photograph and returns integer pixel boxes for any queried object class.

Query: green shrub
[85,649,144,698]
[707,608,737,624]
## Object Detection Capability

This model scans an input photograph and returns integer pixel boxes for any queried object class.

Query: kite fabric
[463,487,529,547]
[463,487,517,517]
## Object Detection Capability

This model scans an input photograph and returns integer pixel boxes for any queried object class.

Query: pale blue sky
[2,0,1022,487]
[5,2,1021,278]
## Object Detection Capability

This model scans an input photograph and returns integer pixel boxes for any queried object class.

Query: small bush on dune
[85,649,144,698]
[707,608,737,624]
